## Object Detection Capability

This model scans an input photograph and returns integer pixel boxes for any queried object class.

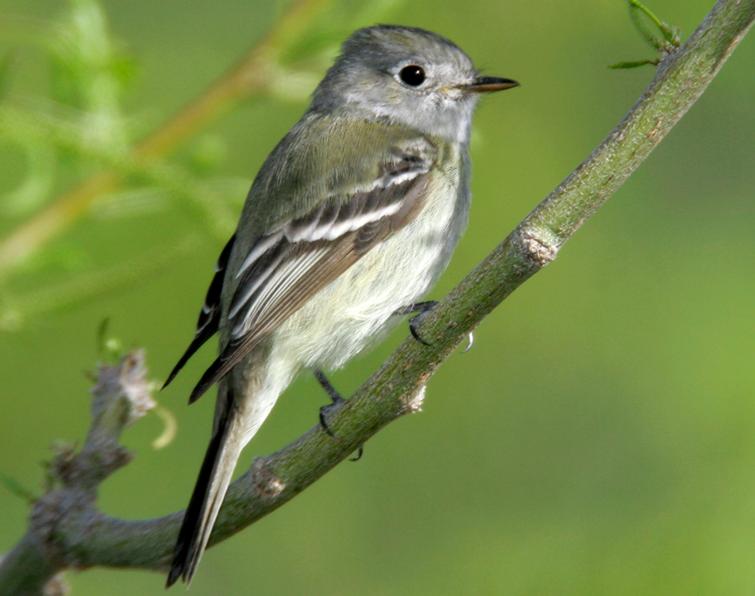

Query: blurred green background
[1,0,753,594]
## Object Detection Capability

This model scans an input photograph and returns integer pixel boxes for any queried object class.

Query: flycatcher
[164,24,518,586]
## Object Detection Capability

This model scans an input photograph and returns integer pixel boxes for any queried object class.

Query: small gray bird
[164,24,518,586]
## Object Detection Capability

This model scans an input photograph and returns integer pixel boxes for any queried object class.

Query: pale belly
[271,163,469,371]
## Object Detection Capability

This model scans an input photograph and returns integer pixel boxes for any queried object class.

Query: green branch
[0,0,752,592]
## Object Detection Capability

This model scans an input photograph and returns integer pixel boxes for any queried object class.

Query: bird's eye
[399,65,426,87]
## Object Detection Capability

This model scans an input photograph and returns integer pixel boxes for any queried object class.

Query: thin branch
[0,0,330,281]
[0,351,154,594]
[0,0,752,592]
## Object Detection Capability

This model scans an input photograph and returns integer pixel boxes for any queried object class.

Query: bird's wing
[185,117,439,403]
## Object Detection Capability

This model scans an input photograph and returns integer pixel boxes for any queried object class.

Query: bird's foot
[315,369,344,438]
[394,301,437,345]
[314,369,363,461]
[395,300,474,351]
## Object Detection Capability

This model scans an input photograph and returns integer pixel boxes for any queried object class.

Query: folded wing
[187,142,434,403]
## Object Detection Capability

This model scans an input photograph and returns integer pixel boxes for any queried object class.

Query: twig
[0,0,752,592]
[629,0,681,50]
[0,0,330,281]
[0,351,154,594]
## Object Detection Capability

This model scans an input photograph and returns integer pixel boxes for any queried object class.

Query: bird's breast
[274,148,470,370]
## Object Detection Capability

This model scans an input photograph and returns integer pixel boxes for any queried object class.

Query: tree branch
[1,0,752,592]
[0,351,153,594]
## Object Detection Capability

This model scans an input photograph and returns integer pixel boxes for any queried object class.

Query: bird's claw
[318,400,342,438]
[396,301,438,346]
[349,446,364,462]
[409,315,432,346]
[314,369,364,462]
[399,301,474,352]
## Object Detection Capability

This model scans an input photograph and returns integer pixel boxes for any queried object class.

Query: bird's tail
[166,401,244,587]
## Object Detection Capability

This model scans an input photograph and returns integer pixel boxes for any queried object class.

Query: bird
[164,24,518,586]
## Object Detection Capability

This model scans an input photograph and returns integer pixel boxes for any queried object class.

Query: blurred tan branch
[0,106,237,239]
[0,0,330,282]
[0,0,752,593]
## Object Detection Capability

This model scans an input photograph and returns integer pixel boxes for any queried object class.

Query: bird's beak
[462,76,520,93]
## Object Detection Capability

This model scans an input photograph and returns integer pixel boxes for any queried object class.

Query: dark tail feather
[188,334,262,404]
[162,234,236,391]
[162,331,213,390]
[166,404,242,587]
[187,354,228,405]
[188,348,241,404]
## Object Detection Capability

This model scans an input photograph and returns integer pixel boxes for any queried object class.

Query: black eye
[399,65,426,87]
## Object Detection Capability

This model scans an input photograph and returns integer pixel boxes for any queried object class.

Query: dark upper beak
[463,76,520,93]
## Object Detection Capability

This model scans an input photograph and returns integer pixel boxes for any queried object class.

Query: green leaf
[628,0,681,52]
[611,1,682,71]
[0,140,56,217]
[609,58,659,70]
[48,0,131,150]
[0,472,37,503]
